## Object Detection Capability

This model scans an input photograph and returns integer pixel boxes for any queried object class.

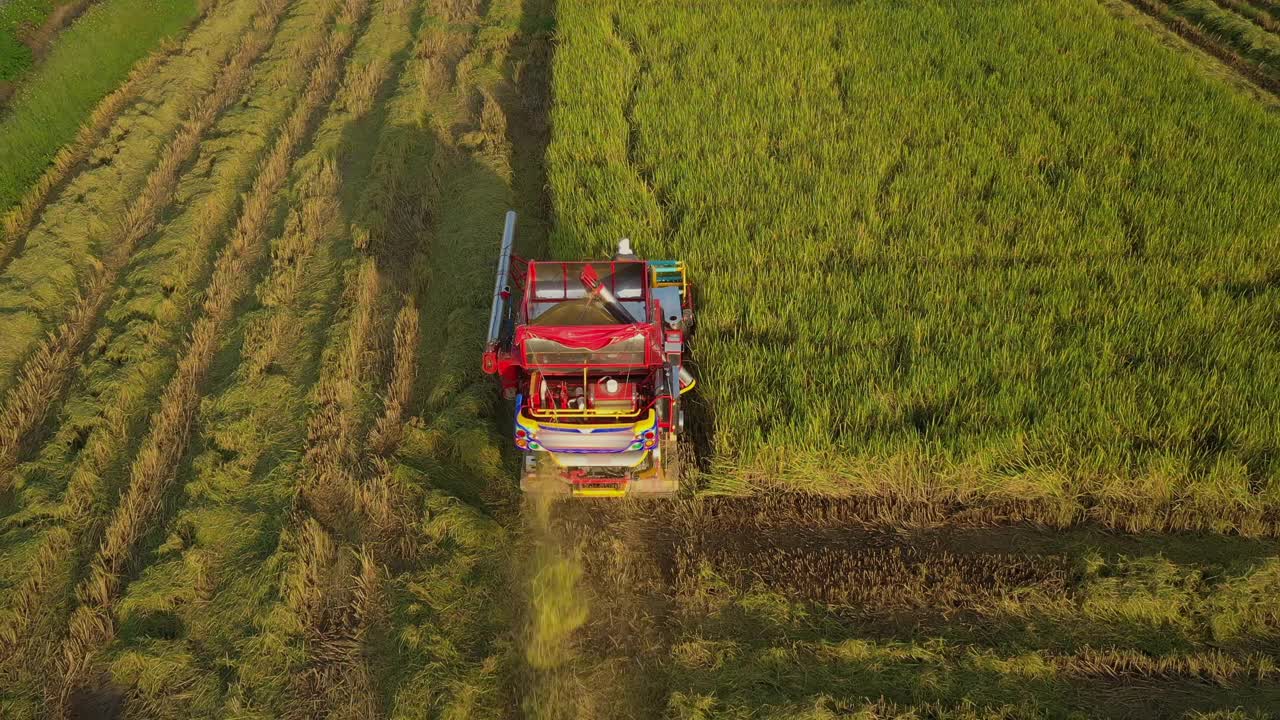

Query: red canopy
[515,323,661,368]
[516,323,652,350]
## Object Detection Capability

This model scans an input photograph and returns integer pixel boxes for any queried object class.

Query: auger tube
[594,283,638,324]
[486,210,517,348]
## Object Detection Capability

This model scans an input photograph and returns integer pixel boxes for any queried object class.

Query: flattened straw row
[81,0,363,614]
[357,305,421,564]
[367,304,418,456]
[1056,646,1278,685]
[50,0,368,702]
[282,1,438,705]
[0,379,147,667]
[0,527,73,669]
[243,159,342,376]
[0,0,295,492]
[299,261,380,525]
[0,0,347,678]
[282,521,381,720]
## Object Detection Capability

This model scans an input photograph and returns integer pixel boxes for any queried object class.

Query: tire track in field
[546,497,1280,719]
[0,0,350,692]
[44,0,371,707]
[0,0,294,495]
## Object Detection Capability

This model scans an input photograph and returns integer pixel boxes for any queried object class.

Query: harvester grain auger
[482,211,696,498]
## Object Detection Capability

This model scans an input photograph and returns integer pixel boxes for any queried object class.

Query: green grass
[0,0,68,81]
[547,0,1280,531]
[0,0,199,213]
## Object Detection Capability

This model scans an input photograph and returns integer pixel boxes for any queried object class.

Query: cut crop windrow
[46,0,370,703]
[0,0,351,691]
[368,304,420,459]
[1123,0,1280,94]
[0,0,271,401]
[262,5,520,715]
[53,1,426,712]
[273,254,390,718]
[1173,0,1280,71]
[0,0,295,495]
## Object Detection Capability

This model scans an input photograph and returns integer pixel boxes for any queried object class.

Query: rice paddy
[0,0,1276,717]
[548,0,1280,535]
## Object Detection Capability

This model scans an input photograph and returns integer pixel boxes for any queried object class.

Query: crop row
[0,0,266,395]
[81,0,430,712]
[0,0,347,706]
[0,40,177,273]
[46,0,366,706]
[262,1,520,714]
[1128,0,1280,93]
[0,0,288,491]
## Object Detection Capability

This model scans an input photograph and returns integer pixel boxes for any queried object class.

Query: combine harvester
[482,211,696,498]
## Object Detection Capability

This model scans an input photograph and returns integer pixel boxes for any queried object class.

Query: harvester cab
[482,211,695,498]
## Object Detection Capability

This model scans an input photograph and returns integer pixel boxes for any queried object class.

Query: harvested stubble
[1121,0,1280,93]
[681,542,1072,614]
[1215,0,1280,32]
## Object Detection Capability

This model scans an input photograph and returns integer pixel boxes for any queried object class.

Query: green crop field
[549,0,1280,536]
[0,0,1276,717]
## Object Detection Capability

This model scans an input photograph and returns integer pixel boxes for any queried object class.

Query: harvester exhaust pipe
[486,210,517,348]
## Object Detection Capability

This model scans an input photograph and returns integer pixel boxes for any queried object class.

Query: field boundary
[1116,0,1280,97]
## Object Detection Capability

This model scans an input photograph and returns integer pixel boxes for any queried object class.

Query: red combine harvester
[482,211,695,498]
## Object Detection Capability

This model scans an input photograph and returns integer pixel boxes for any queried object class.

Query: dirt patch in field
[552,497,1076,618]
